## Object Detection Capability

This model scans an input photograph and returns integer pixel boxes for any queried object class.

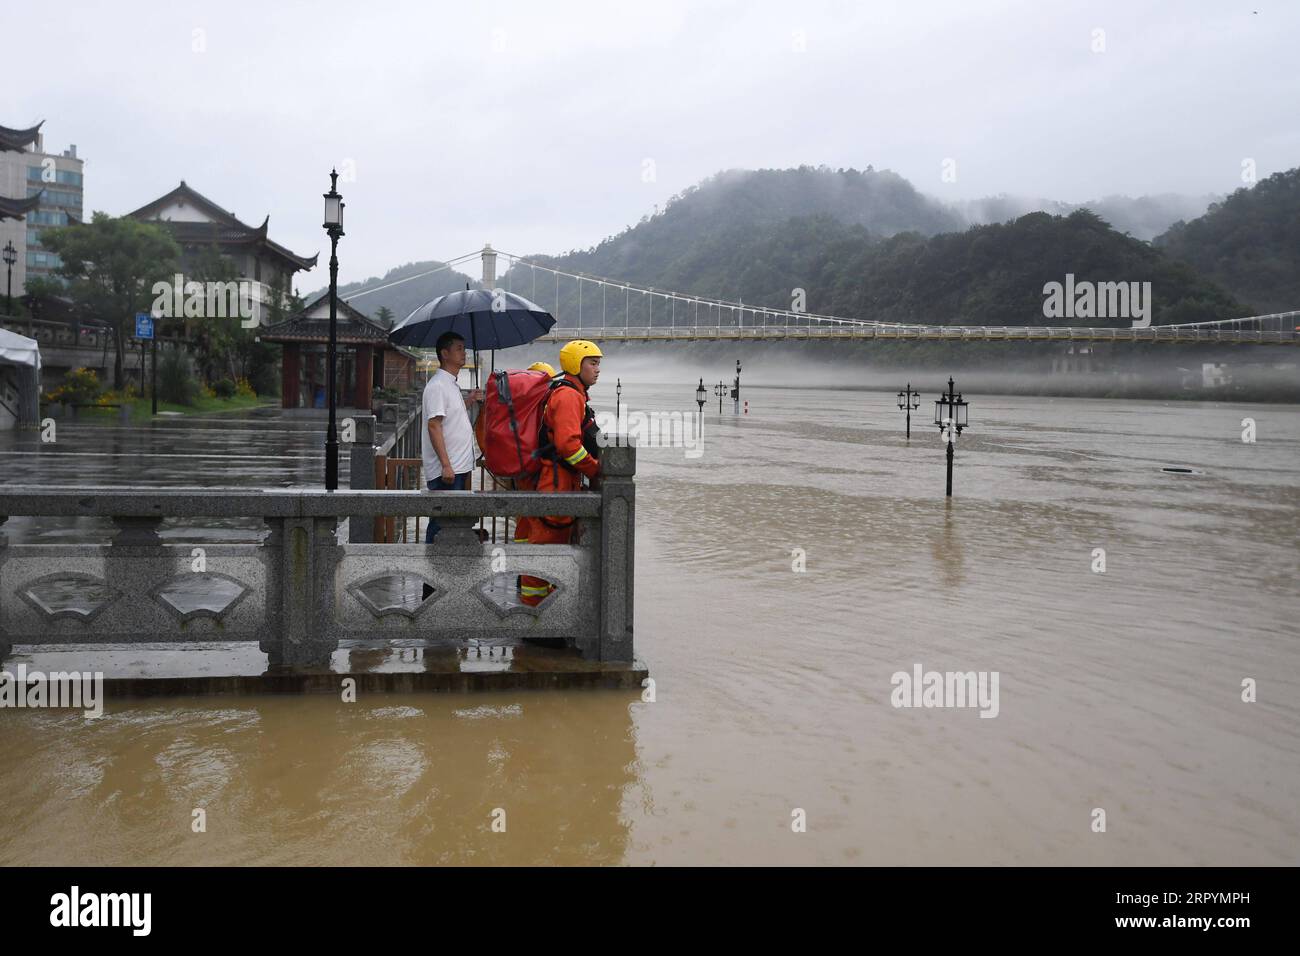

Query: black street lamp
[695,377,707,434]
[933,376,970,497]
[732,359,742,415]
[897,381,920,439]
[2,240,16,315]
[322,170,345,491]
[615,377,622,445]
[713,379,727,414]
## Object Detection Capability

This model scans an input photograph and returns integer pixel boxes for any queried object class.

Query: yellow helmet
[526,361,557,376]
[559,340,603,376]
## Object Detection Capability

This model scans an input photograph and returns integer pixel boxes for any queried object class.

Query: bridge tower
[481,243,497,289]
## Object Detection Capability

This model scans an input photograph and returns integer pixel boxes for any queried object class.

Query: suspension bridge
[345,245,1300,346]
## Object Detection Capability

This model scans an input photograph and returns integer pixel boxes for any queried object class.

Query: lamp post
[897,382,920,439]
[322,170,345,490]
[732,359,741,415]
[695,377,706,434]
[2,240,16,315]
[713,379,727,414]
[615,377,622,446]
[933,376,970,497]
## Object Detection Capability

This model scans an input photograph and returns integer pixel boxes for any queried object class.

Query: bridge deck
[543,325,1300,344]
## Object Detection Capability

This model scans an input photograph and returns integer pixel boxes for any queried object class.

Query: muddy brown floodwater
[1,388,1297,865]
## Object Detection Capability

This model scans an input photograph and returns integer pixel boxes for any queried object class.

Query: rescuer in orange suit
[519,342,602,607]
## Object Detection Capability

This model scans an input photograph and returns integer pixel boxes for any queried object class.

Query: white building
[0,120,85,297]
[127,181,318,328]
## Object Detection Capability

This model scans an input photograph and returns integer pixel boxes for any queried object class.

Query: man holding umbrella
[387,284,559,544]
[422,331,484,543]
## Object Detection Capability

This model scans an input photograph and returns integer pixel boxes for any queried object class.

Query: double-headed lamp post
[933,376,970,498]
[322,170,345,491]
[897,382,920,440]
[713,379,727,414]
[2,240,16,315]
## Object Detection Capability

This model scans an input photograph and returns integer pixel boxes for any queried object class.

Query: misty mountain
[340,164,1258,333]
[951,192,1219,241]
[824,208,1243,326]
[1154,168,1300,315]
[504,205,1243,329]
[535,166,963,285]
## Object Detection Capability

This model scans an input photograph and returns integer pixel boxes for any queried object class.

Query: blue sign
[135,313,154,339]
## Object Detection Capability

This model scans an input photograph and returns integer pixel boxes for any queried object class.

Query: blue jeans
[425,472,471,543]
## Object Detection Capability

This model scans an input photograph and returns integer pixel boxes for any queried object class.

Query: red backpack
[476,369,554,481]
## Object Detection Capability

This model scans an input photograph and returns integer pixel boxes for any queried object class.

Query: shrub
[158,348,200,406]
[47,367,101,405]
[234,376,257,398]
[250,363,278,397]
[212,378,237,399]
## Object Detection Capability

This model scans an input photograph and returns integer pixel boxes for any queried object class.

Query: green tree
[374,306,394,328]
[186,243,243,384]
[39,214,180,389]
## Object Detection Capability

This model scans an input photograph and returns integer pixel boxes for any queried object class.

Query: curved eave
[264,240,318,272]
[0,192,44,221]
[0,120,43,153]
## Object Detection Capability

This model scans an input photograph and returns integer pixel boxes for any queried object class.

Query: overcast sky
[5,0,1296,287]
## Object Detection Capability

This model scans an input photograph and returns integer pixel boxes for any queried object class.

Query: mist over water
[500,341,1300,402]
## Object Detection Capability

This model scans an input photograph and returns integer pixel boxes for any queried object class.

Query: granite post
[597,444,636,662]
[348,415,376,543]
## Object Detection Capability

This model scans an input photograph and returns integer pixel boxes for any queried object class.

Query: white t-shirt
[422,368,476,478]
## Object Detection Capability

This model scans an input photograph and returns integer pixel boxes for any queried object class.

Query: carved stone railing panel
[0,545,268,646]
[0,451,635,668]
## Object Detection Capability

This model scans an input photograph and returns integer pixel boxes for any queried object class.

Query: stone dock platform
[4,639,649,697]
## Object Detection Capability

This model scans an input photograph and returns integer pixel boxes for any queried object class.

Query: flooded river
[1,388,1297,865]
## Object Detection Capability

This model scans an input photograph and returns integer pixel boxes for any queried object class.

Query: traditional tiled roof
[260,293,410,351]
[128,181,319,272]
[0,121,42,153]
[0,191,42,221]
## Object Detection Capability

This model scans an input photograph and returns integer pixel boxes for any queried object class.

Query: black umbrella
[388,288,556,388]
[388,288,555,351]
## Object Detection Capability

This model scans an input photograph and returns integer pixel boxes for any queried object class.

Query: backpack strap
[534,377,589,473]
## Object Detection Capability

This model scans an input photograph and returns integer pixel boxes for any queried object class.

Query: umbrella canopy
[387,289,555,351]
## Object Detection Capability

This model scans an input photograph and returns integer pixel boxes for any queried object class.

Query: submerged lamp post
[732,359,742,415]
[933,376,969,497]
[714,379,727,414]
[695,378,707,433]
[322,170,345,491]
[897,382,920,439]
[2,240,16,314]
[615,377,622,446]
